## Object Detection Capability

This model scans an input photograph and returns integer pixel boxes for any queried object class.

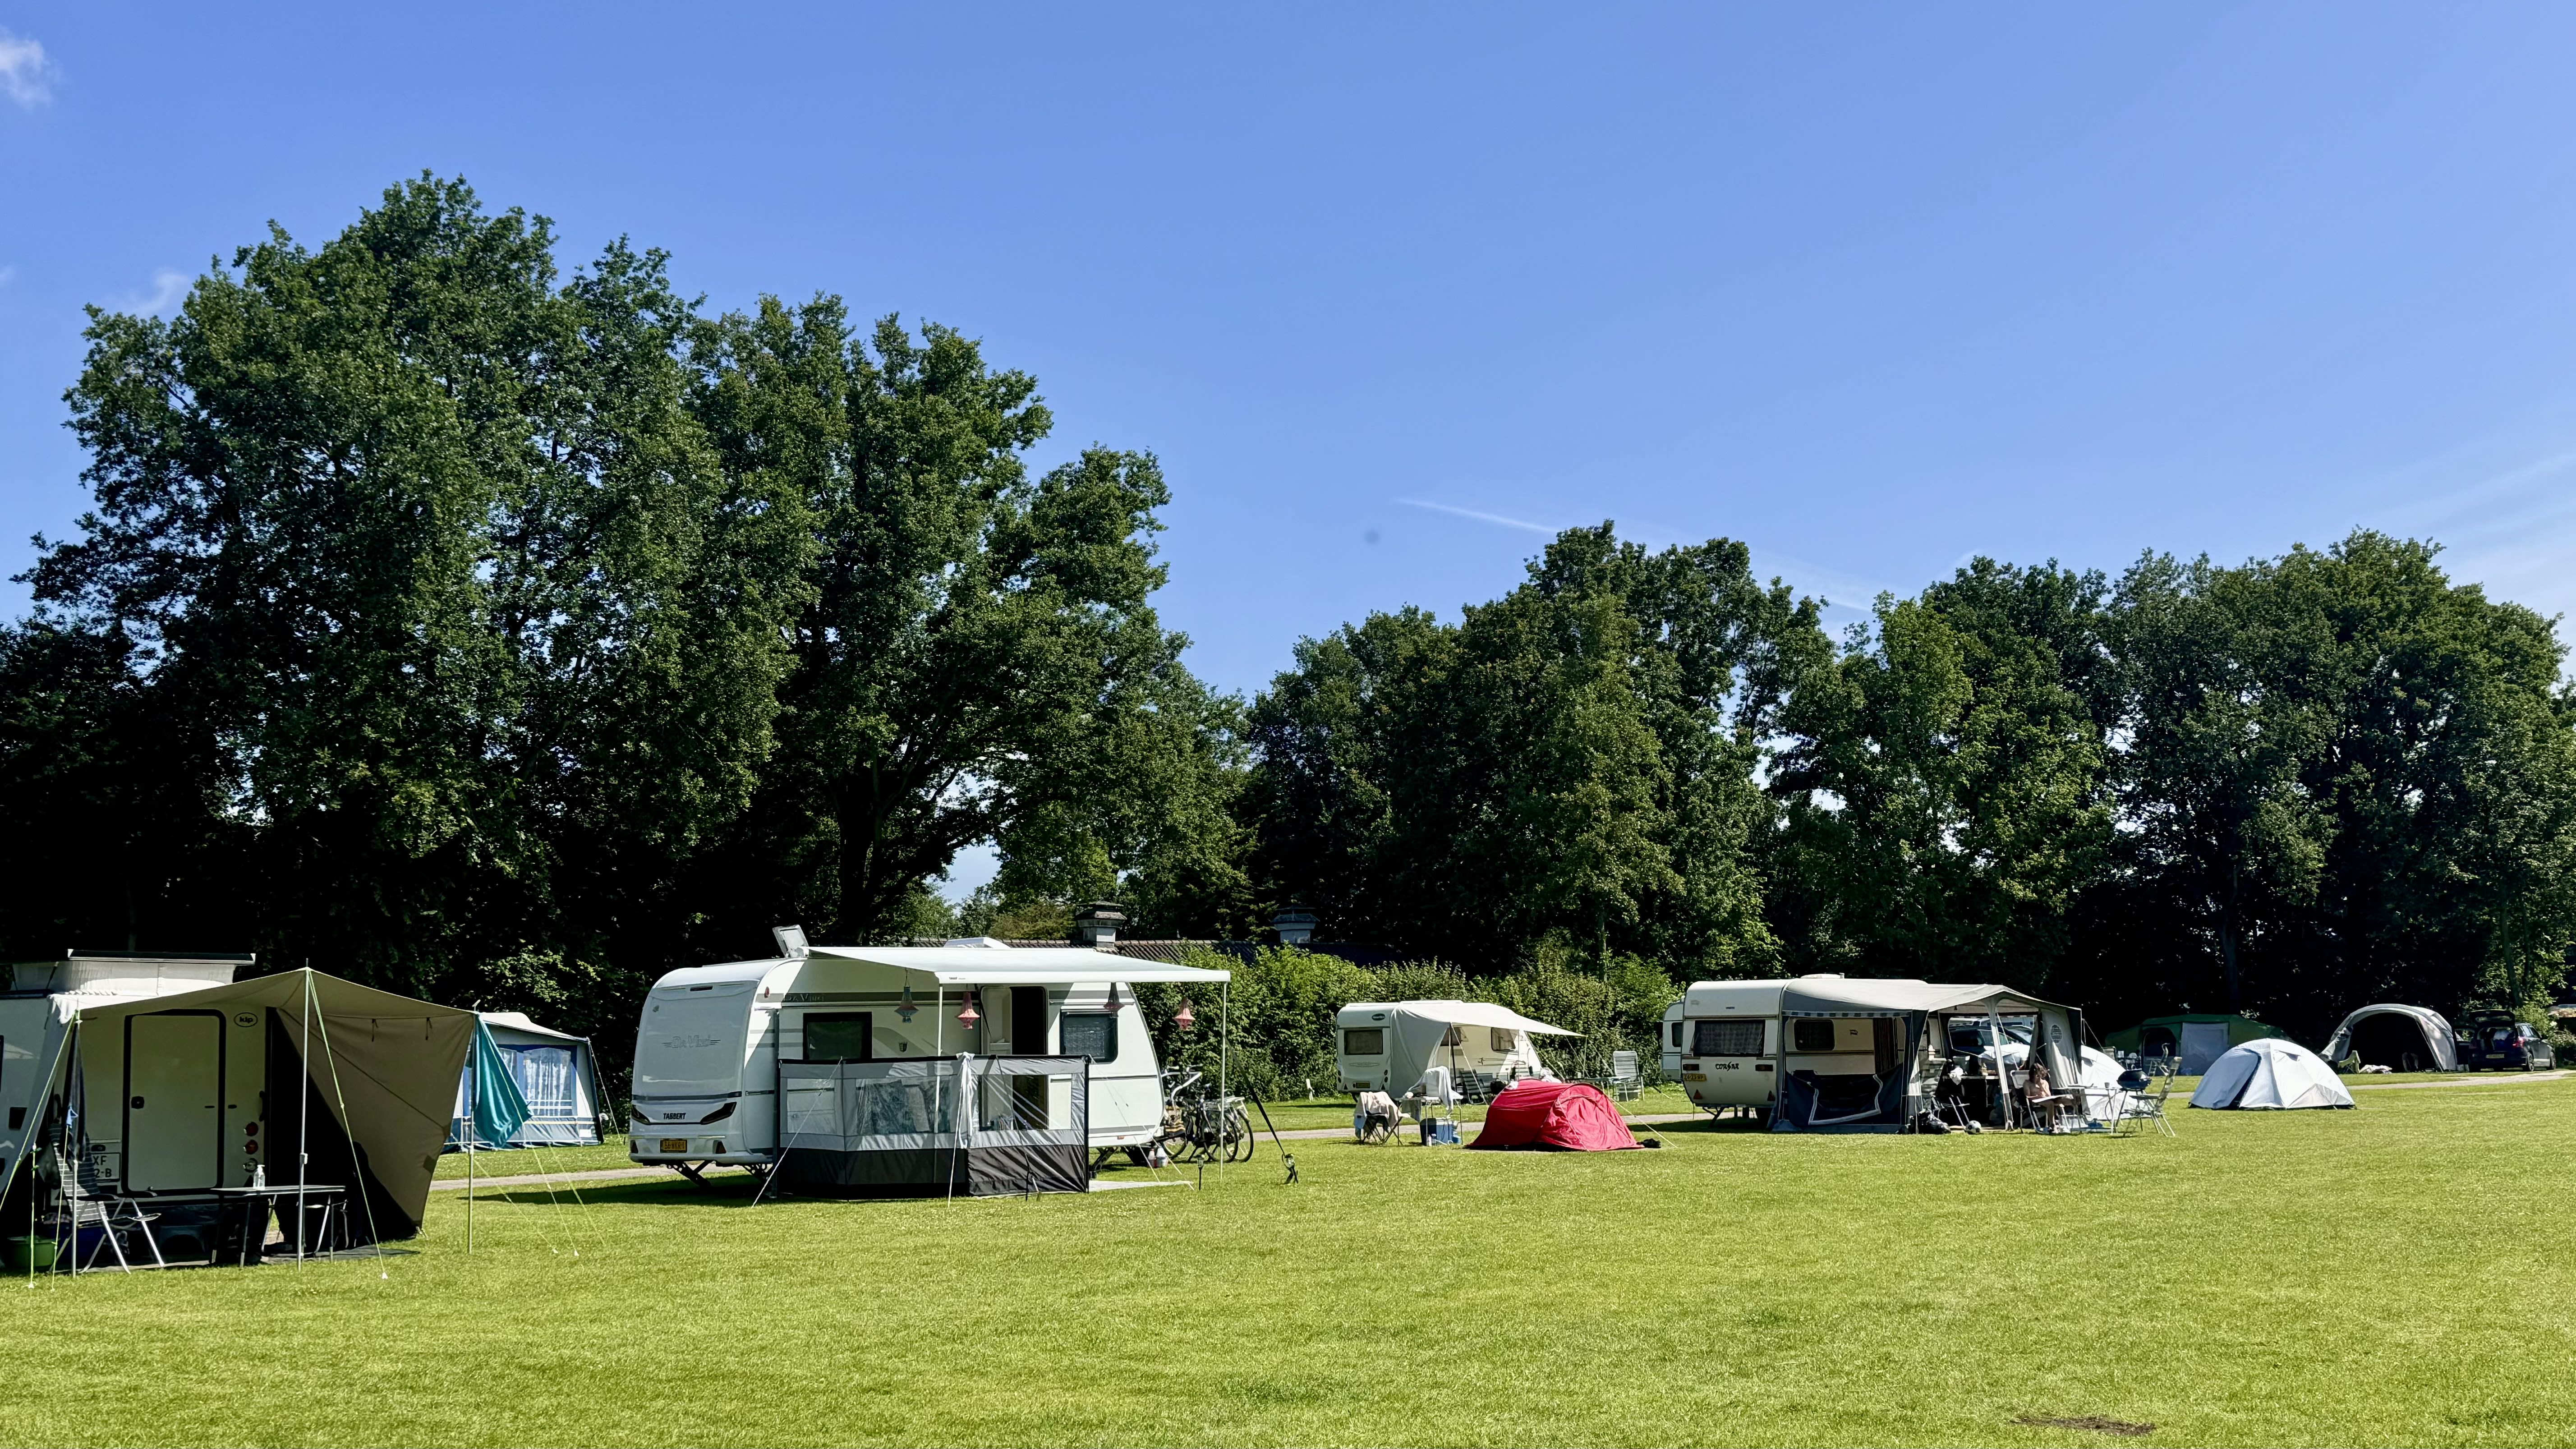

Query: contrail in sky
[1397,498,1555,534]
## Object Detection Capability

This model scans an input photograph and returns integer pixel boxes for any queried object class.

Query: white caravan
[1657,975,2090,1131]
[1334,1000,1571,1095]
[627,932,1230,1171]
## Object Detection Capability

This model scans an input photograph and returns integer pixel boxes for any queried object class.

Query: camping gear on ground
[2188,1039,2355,1110]
[450,1012,607,1148]
[2456,1013,2556,1072]
[1661,976,2094,1133]
[2319,1004,2457,1073]
[1334,1001,1571,1101]
[1465,1081,1640,1151]
[0,954,477,1270]
[2105,1014,2289,1075]
[628,931,1230,1196]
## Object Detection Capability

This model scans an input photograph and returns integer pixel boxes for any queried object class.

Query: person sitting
[2023,1055,2076,1133]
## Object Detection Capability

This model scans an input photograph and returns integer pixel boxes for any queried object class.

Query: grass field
[8,1074,2574,1447]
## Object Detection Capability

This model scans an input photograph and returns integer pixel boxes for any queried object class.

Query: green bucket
[3,1235,58,1271]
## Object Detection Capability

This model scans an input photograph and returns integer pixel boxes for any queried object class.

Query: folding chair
[1609,1051,1642,1103]
[55,1151,165,1273]
[2110,1069,2176,1137]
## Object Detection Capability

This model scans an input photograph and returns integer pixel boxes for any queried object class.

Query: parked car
[2456,1013,2557,1072]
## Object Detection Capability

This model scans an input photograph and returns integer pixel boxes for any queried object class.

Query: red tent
[1466,1081,1641,1151]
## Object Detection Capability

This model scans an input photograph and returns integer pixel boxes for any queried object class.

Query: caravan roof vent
[942,937,1013,950]
[772,925,810,959]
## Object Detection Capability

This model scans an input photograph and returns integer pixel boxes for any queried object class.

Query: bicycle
[1155,1068,1255,1164]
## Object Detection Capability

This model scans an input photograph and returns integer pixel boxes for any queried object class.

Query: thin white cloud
[1397,497,1555,534]
[120,268,190,316]
[0,28,53,109]
[0,265,15,288]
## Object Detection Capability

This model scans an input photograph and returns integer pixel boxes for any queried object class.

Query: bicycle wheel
[1224,1106,1253,1162]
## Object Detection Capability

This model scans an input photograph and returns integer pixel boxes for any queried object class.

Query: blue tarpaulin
[465,1020,531,1148]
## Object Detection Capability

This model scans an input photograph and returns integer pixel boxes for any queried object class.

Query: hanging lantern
[958,993,981,1027]
[1173,1000,1196,1032]
[896,984,918,1023]
[1102,982,1122,1012]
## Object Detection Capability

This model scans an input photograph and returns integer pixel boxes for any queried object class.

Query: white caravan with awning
[0,953,476,1256]
[1657,975,2092,1131]
[1334,1000,1573,1095]
[626,931,1231,1180]
[2320,1004,2457,1073]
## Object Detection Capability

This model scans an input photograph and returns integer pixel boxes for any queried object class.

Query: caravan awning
[1392,1000,1578,1036]
[1777,979,2058,1019]
[806,944,1231,985]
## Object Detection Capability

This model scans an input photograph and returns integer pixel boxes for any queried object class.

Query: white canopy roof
[645,944,1231,989]
[1389,1000,1577,1035]
[478,1009,589,1044]
[1777,978,2059,1018]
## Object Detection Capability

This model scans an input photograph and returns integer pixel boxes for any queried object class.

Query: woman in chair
[2022,1054,2072,1133]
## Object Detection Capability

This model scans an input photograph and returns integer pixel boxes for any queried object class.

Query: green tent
[2106,1014,2289,1074]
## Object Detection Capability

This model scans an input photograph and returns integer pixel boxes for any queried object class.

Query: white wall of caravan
[628,957,1167,1165]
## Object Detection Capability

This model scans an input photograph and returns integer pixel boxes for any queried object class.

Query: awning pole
[297,973,311,1263]
[465,1034,476,1259]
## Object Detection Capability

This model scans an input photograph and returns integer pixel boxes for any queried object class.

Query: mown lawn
[6,1076,2572,1447]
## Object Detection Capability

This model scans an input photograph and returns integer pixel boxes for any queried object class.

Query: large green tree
[24,175,809,998]
[1246,525,1825,972]
[685,298,1240,948]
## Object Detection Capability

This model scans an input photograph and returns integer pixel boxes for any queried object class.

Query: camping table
[186,1185,352,1260]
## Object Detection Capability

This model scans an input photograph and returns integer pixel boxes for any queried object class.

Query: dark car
[2457,1013,2557,1072]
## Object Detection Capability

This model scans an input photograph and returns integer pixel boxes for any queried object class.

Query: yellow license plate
[659,1138,689,1153]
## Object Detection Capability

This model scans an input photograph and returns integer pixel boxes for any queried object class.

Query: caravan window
[804,1012,872,1062]
[1343,1028,1384,1056]
[1060,1013,1117,1062]
[1791,1018,1837,1053]
[1440,1026,1464,1048]
[1695,1020,1765,1057]
[1489,1028,1517,1053]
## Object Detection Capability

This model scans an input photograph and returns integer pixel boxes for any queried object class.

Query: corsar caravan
[0,953,477,1264]
[1334,1001,1572,1099]
[1658,975,2091,1132]
[627,931,1229,1193]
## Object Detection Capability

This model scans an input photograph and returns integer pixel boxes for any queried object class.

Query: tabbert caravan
[0,952,476,1263]
[1334,1001,1571,1098]
[627,930,1230,1194]
[1657,975,2092,1132]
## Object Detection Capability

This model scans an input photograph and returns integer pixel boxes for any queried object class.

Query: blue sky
[5,8,2576,839]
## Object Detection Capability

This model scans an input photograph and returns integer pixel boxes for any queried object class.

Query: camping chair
[1609,1051,1642,1103]
[53,1150,165,1274]
[2110,1069,2176,1137]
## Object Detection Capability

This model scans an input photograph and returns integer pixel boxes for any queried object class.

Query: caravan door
[126,1011,224,1190]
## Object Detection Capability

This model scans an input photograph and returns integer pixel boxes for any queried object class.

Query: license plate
[659,1138,689,1153]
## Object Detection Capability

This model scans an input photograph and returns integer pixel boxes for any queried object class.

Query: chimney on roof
[1070,901,1126,948]
[1272,905,1319,947]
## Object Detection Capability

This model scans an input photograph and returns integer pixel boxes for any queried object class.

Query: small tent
[450,1011,606,1148]
[1466,1081,1639,1151]
[2106,1014,2288,1075]
[2320,1004,2456,1073]
[2188,1039,2354,1110]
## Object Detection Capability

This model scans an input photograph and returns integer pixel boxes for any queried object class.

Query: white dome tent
[2320,1004,2457,1073]
[2189,1038,2355,1110]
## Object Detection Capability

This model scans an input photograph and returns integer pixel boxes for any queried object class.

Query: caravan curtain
[509,1045,578,1117]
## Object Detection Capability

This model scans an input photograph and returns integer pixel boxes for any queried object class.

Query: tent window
[1791,1018,1837,1053]
[1344,1028,1384,1055]
[507,1045,578,1116]
[804,1012,872,1063]
[1061,1012,1117,1062]
[1696,1020,1764,1057]
[1489,1027,1517,1053]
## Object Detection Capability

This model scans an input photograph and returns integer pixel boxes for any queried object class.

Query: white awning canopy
[805,944,1231,986]
[1391,999,1577,1036]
